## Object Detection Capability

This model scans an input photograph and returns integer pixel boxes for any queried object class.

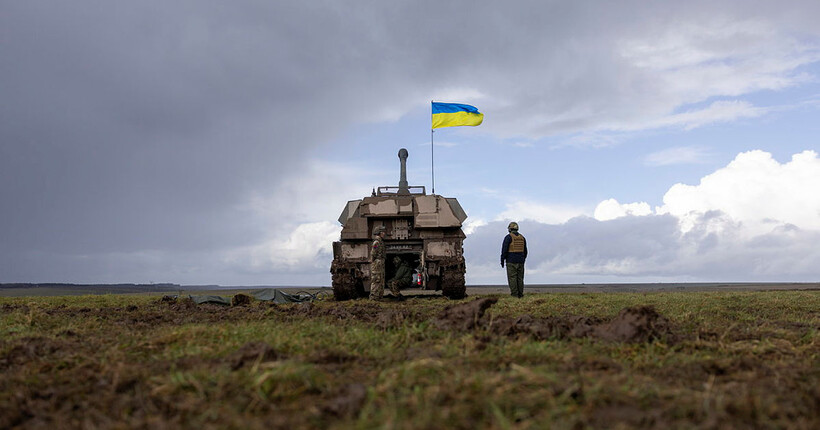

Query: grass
[1,290,819,429]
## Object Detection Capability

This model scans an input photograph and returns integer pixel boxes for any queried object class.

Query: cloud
[497,201,588,225]
[466,149,820,284]
[488,9,820,138]
[644,146,713,166]
[213,160,375,280]
[594,199,652,221]
[593,149,820,234]
[462,218,488,235]
[624,100,767,132]
[238,221,341,271]
[616,17,819,103]
[509,141,535,148]
[658,150,820,234]
[558,133,625,149]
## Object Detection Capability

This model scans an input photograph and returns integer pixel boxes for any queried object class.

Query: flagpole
[431,129,436,195]
[431,100,435,195]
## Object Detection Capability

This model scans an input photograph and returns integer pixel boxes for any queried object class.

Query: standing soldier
[369,225,387,300]
[500,221,527,298]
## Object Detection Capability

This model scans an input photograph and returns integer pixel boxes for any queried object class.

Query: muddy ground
[2,282,819,298]
[1,293,818,429]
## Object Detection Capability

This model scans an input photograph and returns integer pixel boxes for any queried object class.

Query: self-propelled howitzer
[330,148,467,300]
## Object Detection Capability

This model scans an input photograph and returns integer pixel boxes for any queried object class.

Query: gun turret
[375,148,425,195]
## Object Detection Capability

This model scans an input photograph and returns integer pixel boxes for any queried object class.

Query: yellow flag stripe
[432,111,484,129]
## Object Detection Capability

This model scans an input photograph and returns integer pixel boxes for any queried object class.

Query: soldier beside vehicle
[500,221,527,298]
[368,226,387,301]
[368,226,409,301]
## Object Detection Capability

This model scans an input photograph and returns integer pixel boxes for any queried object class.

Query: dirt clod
[376,308,411,329]
[433,297,498,331]
[170,297,197,311]
[231,293,252,306]
[594,306,672,342]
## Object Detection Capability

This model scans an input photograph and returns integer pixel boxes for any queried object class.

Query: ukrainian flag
[432,102,484,129]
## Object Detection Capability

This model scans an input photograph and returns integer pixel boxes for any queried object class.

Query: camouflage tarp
[251,288,311,303]
[185,289,315,306]
[190,295,232,305]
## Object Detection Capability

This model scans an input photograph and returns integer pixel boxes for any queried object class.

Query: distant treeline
[0,283,180,289]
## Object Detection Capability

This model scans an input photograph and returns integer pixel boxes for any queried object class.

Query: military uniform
[369,228,386,300]
[501,222,527,298]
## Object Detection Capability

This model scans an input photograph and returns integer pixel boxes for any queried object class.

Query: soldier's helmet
[372,225,386,236]
[508,221,519,232]
[393,255,401,264]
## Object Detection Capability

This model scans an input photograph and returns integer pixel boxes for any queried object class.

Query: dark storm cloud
[1,1,484,281]
[1,4,385,250]
[0,3,350,281]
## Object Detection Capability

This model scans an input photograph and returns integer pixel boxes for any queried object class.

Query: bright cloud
[247,221,340,270]
[222,160,373,278]
[659,150,820,234]
[462,218,488,235]
[594,150,820,234]
[594,199,652,221]
[497,200,588,225]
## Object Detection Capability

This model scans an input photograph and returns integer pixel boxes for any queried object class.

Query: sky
[2,1,819,286]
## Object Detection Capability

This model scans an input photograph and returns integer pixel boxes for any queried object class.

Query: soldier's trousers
[388,279,410,296]
[369,260,385,300]
[506,263,525,298]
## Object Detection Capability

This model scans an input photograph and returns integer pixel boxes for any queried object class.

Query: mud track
[283,297,675,343]
[430,298,675,342]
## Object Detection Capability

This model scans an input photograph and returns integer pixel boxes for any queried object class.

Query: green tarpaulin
[251,288,312,303]
[190,295,232,305]
[186,289,315,306]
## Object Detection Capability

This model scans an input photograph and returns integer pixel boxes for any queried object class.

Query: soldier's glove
[500,260,505,268]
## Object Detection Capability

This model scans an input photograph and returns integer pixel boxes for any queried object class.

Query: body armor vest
[508,233,525,253]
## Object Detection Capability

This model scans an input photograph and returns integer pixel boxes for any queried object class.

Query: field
[1,290,819,429]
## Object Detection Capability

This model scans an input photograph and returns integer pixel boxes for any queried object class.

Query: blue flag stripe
[432,102,480,114]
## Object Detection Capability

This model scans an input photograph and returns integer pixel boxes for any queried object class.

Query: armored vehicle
[330,148,467,300]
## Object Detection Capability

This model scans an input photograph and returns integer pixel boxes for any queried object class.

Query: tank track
[440,259,466,300]
[330,262,364,301]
